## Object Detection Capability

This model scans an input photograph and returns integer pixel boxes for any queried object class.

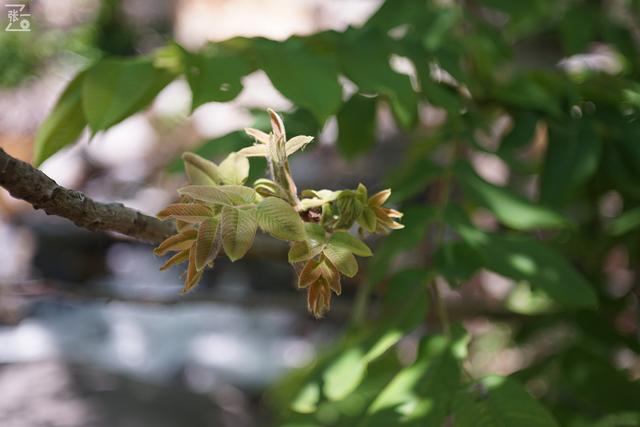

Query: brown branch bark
[0,148,175,243]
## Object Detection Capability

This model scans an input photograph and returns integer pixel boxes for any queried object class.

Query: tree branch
[0,148,175,243]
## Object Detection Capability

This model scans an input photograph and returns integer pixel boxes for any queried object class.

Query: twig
[0,148,175,243]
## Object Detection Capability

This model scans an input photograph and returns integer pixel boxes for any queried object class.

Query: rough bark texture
[0,148,175,243]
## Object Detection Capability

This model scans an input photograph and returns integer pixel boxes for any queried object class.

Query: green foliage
[34,0,640,424]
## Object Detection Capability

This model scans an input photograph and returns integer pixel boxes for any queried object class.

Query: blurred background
[1,0,639,426]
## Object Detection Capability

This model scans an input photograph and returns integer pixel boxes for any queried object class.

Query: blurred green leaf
[338,30,417,128]
[34,71,87,166]
[541,120,601,206]
[183,44,253,110]
[608,207,640,236]
[451,216,597,309]
[456,163,567,230]
[361,327,469,427]
[82,57,175,132]
[337,94,377,159]
[254,38,342,123]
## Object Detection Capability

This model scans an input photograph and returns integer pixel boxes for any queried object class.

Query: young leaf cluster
[154,109,403,317]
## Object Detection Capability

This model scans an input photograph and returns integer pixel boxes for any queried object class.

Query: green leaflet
[221,205,257,261]
[256,197,306,241]
[328,231,372,257]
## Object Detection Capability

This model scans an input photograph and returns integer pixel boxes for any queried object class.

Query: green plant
[154,109,402,317]
[30,0,640,425]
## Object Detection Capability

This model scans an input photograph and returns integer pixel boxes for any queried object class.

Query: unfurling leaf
[256,197,306,241]
[221,205,257,261]
[157,204,213,223]
[285,135,314,156]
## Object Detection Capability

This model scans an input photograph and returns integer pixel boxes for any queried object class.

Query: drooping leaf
[453,376,560,427]
[256,197,306,241]
[34,71,87,166]
[337,93,377,159]
[82,57,175,132]
[183,45,253,110]
[221,206,257,261]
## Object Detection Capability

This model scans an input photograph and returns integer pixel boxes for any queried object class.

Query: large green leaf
[456,163,567,230]
[183,44,254,110]
[256,197,306,241]
[253,38,342,123]
[82,57,175,132]
[337,93,377,159]
[541,120,601,206]
[453,376,560,427]
[33,71,87,166]
[221,206,257,261]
